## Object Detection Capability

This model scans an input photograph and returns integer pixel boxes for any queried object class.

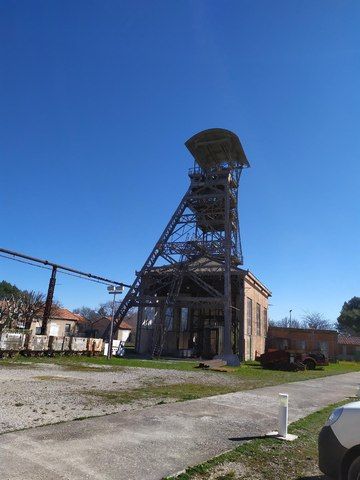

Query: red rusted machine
[256,349,329,371]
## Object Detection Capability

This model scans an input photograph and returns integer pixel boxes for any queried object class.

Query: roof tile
[338,336,360,346]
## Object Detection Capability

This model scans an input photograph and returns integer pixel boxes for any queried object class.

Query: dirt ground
[0,361,235,433]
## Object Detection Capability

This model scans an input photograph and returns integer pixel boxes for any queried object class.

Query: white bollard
[267,393,298,441]
[278,393,289,438]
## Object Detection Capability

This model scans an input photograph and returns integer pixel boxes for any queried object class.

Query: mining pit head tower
[113,128,250,365]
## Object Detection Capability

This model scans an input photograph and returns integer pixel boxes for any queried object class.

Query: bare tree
[268,317,277,327]
[19,291,46,330]
[97,301,115,318]
[73,303,137,338]
[97,302,136,320]
[302,312,332,330]
[0,291,45,332]
[73,306,100,323]
[276,316,301,329]
[73,306,103,337]
[0,296,22,332]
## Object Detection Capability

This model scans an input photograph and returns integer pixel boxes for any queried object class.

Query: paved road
[1,372,359,480]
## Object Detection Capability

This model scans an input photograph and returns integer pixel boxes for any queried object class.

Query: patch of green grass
[165,401,348,480]
[222,360,360,389]
[3,355,359,376]
[2,356,359,394]
[84,383,235,405]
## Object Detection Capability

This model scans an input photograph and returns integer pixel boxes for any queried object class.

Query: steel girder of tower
[112,128,250,363]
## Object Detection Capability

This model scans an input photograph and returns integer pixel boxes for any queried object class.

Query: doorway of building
[203,327,219,358]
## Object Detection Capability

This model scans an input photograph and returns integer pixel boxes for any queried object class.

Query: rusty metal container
[48,336,71,353]
[86,338,104,355]
[0,331,25,352]
[26,334,48,352]
[70,337,88,353]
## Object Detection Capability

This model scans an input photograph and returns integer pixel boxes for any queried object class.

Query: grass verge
[84,383,236,404]
[226,360,360,387]
[164,401,349,480]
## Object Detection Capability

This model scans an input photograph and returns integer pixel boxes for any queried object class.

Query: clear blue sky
[1,1,359,323]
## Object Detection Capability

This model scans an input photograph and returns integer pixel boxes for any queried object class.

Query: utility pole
[41,266,57,335]
[0,247,130,337]
[107,285,124,359]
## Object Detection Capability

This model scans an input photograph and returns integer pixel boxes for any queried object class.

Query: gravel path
[0,362,235,433]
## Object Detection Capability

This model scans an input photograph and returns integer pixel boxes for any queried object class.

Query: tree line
[270,296,360,336]
[1,279,360,336]
[0,280,48,332]
[73,303,137,333]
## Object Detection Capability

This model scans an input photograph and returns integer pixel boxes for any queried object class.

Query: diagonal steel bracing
[111,129,249,359]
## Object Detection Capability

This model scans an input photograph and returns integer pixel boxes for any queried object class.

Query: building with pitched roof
[338,335,360,361]
[31,307,86,337]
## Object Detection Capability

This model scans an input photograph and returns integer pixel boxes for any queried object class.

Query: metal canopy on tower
[185,128,249,170]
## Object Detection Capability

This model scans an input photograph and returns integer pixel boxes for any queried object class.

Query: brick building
[338,336,360,361]
[137,259,271,361]
[266,326,338,359]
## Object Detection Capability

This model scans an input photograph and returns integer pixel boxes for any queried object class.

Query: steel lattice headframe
[111,128,250,356]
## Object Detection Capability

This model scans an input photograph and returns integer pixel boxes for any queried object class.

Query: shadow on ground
[297,476,328,480]
[228,435,267,442]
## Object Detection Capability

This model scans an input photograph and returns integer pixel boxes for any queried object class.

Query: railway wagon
[0,332,105,357]
[24,334,48,355]
[48,335,71,354]
[70,337,88,354]
[0,332,25,357]
[87,338,104,356]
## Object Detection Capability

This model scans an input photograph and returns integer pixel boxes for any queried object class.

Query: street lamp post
[289,309,292,324]
[107,285,124,360]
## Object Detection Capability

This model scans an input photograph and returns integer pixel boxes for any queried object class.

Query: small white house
[117,321,132,343]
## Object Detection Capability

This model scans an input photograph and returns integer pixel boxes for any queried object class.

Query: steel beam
[41,266,57,335]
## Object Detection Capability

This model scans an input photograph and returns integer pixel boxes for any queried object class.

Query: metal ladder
[151,269,183,358]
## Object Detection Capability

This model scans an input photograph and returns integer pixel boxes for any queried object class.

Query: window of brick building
[180,307,188,332]
[246,297,253,335]
[165,307,174,331]
[256,303,261,335]
[318,341,329,355]
[263,307,268,333]
[279,338,289,350]
[297,339,306,350]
